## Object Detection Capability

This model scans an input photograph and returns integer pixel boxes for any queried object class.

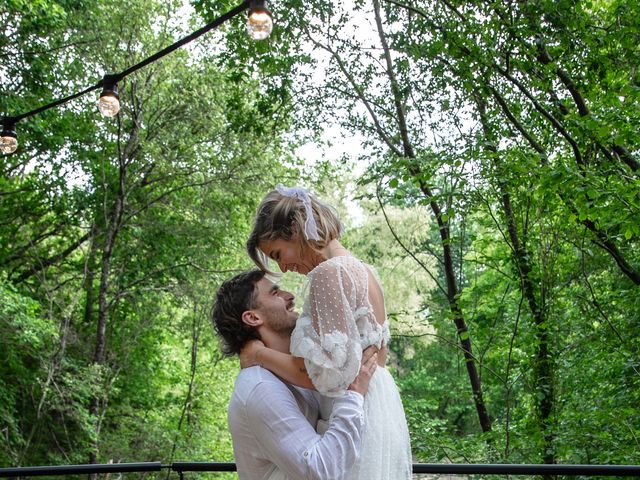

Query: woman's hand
[239,339,266,369]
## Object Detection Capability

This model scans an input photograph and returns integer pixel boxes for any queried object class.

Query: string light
[98,76,121,117]
[1,121,18,154]
[1,1,273,155]
[247,0,273,40]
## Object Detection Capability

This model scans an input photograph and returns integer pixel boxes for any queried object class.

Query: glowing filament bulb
[98,79,120,117]
[247,2,273,40]
[1,124,18,154]
[98,94,120,117]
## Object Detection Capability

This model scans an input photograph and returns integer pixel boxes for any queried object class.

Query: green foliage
[2,0,639,472]
[1,0,298,470]
[0,282,51,463]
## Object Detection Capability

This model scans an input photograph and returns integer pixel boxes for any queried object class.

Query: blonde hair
[246,187,343,272]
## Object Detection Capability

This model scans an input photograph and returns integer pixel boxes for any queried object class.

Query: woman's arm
[240,340,315,390]
[241,260,373,394]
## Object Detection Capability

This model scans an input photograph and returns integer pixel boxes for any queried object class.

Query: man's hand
[348,346,378,396]
[239,339,266,369]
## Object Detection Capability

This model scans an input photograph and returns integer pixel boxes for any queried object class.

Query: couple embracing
[212,185,412,480]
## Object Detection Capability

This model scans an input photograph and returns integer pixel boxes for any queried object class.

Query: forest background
[1,0,639,478]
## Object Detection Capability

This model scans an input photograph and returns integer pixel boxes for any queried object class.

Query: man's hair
[212,269,266,356]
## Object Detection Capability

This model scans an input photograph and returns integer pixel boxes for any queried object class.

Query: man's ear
[242,310,262,328]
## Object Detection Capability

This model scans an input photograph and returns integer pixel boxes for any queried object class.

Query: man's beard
[271,319,295,336]
[268,311,297,336]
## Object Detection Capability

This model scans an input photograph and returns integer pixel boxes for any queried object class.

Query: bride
[241,185,412,479]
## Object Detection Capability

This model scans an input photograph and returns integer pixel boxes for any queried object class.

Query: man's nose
[278,290,294,301]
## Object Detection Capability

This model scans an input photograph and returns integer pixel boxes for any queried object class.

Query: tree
[195,0,640,464]
[1,0,298,468]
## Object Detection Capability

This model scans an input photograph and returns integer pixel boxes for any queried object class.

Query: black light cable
[1,0,274,156]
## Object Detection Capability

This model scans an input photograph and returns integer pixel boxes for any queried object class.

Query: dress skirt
[318,367,412,480]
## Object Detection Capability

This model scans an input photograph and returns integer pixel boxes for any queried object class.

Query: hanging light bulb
[1,121,18,154]
[247,0,273,40]
[98,76,121,117]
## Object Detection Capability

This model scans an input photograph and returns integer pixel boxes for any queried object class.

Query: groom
[212,269,377,480]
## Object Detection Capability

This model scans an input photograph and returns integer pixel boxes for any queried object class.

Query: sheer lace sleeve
[290,258,366,397]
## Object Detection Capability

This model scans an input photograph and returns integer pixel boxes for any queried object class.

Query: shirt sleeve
[290,259,365,397]
[246,381,365,480]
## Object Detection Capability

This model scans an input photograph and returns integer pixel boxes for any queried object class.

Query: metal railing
[1,462,640,478]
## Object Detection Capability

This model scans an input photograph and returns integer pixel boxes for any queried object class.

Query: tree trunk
[88,188,124,471]
[89,119,138,471]
[413,168,493,433]
[83,224,99,326]
[166,304,201,477]
[371,0,492,432]
[476,96,555,467]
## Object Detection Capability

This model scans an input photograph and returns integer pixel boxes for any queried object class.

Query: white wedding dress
[290,256,412,480]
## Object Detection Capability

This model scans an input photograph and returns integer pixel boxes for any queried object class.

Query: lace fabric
[291,256,389,397]
[290,256,391,396]
[289,255,412,479]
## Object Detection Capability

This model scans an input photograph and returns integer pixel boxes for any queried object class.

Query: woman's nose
[277,261,286,273]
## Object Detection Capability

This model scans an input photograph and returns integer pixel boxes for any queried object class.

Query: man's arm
[245,349,377,480]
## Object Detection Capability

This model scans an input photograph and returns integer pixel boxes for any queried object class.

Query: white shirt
[228,366,365,480]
